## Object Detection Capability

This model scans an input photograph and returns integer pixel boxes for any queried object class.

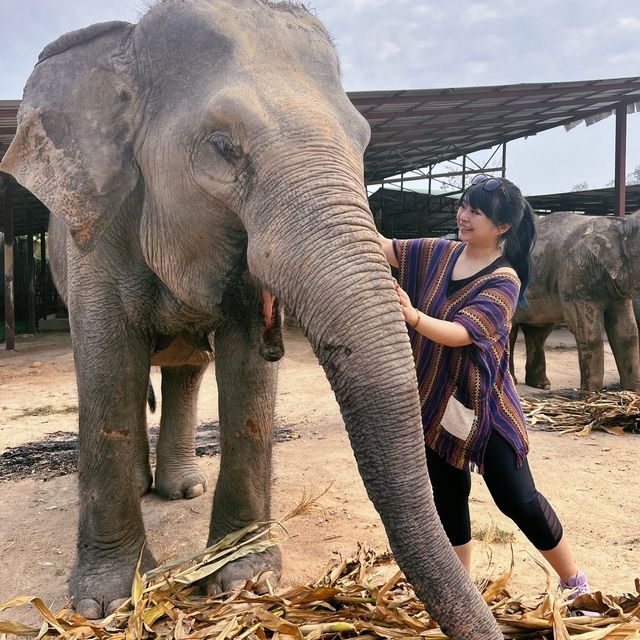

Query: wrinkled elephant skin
[0,2,502,638]
[512,211,640,391]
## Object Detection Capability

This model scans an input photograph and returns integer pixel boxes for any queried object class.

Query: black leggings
[425,430,563,550]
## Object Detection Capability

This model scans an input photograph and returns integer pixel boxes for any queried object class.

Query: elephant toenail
[76,598,102,620]
[227,579,248,592]
[255,570,278,594]
[105,597,129,616]
[186,483,206,499]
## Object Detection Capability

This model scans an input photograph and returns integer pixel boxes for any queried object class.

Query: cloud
[376,40,402,62]
[462,3,499,26]
[616,16,640,31]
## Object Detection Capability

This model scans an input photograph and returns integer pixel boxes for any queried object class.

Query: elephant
[510,211,640,391]
[0,1,502,638]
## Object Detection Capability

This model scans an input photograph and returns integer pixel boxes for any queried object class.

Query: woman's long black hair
[459,177,536,306]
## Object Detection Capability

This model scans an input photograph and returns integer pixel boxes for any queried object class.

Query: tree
[627,164,640,185]
[571,182,589,191]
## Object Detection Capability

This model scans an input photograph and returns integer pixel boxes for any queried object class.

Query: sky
[2,0,640,196]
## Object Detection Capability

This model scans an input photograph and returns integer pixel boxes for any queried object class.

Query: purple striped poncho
[394,237,529,473]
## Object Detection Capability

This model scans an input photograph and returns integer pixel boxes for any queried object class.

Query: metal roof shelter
[352,77,640,184]
[526,184,640,216]
[2,76,640,348]
[368,186,459,238]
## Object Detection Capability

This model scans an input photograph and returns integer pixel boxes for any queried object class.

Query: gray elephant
[511,211,640,391]
[0,2,501,638]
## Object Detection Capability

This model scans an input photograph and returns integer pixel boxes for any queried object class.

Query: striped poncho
[394,237,529,473]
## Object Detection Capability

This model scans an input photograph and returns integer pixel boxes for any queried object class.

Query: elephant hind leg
[522,323,554,389]
[155,364,209,500]
[604,299,640,391]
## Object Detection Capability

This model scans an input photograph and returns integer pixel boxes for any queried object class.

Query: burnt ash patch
[0,421,299,482]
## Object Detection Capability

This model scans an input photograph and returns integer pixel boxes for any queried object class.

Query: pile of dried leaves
[521,390,640,436]
[1,518,639,640]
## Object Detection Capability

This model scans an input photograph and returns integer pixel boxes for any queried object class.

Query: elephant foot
[525,377,550,390]
[206,545,282,596]
[71,542,155,619]
[136,465,153,497]
[155,462,208,500]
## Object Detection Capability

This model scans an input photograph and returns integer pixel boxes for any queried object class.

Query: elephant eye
[208,133,237,162]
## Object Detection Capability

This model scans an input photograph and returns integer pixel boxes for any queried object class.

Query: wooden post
[614,104,627,217]
[3,178,15,350]
[40,229,47,321]
[26,212,36,333]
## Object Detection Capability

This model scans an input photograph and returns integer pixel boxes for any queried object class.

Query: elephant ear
[0,21,138,253]
[580,218,625,282]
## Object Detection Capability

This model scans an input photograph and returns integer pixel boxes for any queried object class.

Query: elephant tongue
[259,289,284,362]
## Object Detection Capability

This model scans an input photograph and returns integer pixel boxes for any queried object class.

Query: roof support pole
[3,177,15,350]
[426,167,432,238]
[614,104,627,217]
[26,212,36,334]
[501,143,507,178]
[400,171,405,236]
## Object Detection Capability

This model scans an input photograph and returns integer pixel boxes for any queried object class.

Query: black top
[446,255,511,296]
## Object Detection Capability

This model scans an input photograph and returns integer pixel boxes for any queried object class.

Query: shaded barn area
[2,76,640,347]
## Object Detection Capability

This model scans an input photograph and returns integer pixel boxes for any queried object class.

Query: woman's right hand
[394,281,419,327]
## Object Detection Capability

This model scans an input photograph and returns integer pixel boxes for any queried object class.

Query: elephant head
[578,211,640,297]
[1,2,500,637]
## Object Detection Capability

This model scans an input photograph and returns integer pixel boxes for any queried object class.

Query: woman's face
[456,201,509,246]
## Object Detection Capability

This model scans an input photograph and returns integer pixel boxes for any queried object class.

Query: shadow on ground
[0,421,300,482]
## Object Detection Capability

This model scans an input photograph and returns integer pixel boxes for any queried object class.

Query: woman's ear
[498,223,511,236]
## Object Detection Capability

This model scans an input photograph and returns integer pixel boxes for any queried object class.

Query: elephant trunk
[247,186,502,639]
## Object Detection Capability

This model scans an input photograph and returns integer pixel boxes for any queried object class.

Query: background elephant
[511,211,640,391]
[0,1,501,638]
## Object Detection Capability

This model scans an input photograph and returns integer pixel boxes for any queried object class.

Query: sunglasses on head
[470,174,504,191]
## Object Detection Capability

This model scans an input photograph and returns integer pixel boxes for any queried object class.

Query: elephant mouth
[259,290,284,362]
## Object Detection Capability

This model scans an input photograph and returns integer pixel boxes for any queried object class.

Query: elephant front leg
[207,319,281,595]
[562,300,605,390]
[604,299,640,390]
[155,364,209,499]
[70,329,155,619]
[522,323,554,389]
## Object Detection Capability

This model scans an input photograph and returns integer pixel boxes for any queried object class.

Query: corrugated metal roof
[351,77,640,183]
[0,100,20,161]
[526,184,640,216]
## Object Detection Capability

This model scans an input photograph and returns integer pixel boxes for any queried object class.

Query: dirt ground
[0,325,638,627]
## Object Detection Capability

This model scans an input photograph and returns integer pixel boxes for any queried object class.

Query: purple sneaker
[559,570,590,598]
[560,571,598,616]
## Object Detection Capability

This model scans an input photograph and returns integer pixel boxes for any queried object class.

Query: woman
[379,174,588,595]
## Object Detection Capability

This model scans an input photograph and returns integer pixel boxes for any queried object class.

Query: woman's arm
[379,233,400,268]
[395,282,473,347]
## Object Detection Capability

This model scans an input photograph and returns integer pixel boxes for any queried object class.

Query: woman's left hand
[394,282,419,326]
